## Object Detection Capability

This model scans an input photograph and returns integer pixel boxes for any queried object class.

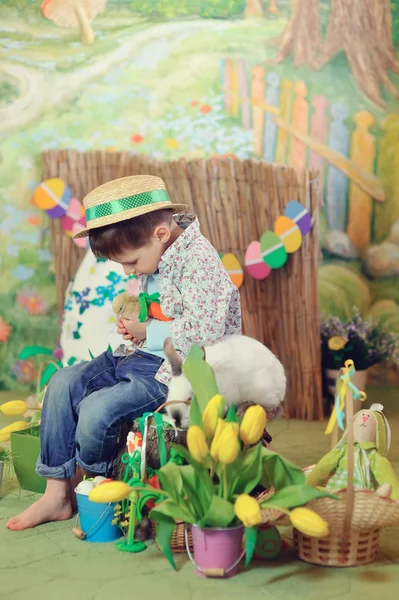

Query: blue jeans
[36,350,167,479]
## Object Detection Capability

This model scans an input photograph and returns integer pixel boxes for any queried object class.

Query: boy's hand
[116,316,147,343]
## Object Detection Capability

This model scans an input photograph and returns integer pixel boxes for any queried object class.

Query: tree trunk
[274,0,399,109]
[74,5,94,45]
[313,0,399,109]
[245,0,264,17]
[268,0,279,15]
[274,0,321,67]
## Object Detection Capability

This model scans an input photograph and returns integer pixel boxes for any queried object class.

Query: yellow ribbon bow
[325,359,367,436]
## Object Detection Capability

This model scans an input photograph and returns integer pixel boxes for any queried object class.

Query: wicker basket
[293,373,399,567]
[152,520,193,554]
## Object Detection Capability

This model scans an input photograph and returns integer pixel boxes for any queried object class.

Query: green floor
[1,388,399,600]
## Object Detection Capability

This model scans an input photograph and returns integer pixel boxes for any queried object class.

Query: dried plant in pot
[295,361,399,567]
[321,308,399,413]
[0,447,12,491]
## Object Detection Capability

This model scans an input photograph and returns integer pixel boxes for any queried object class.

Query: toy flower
[328,336,348,351]
[89,481,131,504]
[0,421,30,442]
[0,400,28,416]
[0,318,11,343]
[210,419,239,464]
[234,494,262,528]
[187,426,209,464]
[203,394,224,438]
[289,507,329,538]
[240,405,267,446]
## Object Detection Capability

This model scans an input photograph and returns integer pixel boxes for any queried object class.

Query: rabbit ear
[164,337,183,376]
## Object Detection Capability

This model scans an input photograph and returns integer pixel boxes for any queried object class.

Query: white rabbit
[163,335,286,429]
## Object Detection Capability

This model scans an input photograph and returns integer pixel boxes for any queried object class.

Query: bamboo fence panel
[42,150,322,420]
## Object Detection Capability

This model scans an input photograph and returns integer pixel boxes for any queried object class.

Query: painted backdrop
[1,0,399,389]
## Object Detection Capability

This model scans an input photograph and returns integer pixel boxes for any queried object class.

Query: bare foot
[6,478,72,531]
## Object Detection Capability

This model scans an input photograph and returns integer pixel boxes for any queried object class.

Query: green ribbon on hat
[85,189,171,222]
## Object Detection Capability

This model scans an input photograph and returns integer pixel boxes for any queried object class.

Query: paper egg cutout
[72,222,89,249]
[62,198,85,236]
[260,231,287,269]
[254,525,282,560]
[245,241,272,280]
[222,253,244,289]
[284,200,311,236]
[34,178,71,218]
[274,215,302,254]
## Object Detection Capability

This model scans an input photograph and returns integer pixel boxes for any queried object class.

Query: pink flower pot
[190,524,244,578]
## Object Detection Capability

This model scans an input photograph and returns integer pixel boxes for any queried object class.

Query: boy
[7,175,241,531]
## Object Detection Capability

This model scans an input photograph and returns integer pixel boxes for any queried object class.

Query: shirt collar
[159,213,199,269]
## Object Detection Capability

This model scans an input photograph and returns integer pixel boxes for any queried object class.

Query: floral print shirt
[123,214,242,386]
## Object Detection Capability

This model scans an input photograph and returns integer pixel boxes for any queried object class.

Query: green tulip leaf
[244,527,258,566]
[260,484,338,510]
[260,447,305,490]
[150,498,196,526]
[179,465,209,520]
[225,404,238,423]
[157,462,183,505]
[182,345,219,412]
[230,444,263,495]
[197,495,235,528]
[150,513,177,570]
[189,396,204,429]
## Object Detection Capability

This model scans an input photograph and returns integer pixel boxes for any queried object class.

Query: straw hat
[73,175,187,239]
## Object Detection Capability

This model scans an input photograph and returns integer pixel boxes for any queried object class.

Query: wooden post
[225,59,233,114]
[326,103,350,231]
[289,81,308,174]
[231,59,239,118]
[251,66,266,156]
[264,72,280,162]
[237,59,251,130]
[275,79,293,164]
[309,95,329,195]
[347,111,376,250]
[375,114,399,244]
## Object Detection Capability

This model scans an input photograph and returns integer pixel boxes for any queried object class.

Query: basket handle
[344,374,355,531]
[154,400,191,414]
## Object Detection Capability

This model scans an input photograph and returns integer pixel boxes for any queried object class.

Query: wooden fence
[220,58,389,251]
[42,150,322,421]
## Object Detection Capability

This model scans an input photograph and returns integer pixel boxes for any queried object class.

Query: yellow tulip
[210,419,239,464]
[328,336,348,351]
[289,507,329,538]
[0,400,28,416]
[239,405,267,446]
[187,425,209,464]
[89,481,131,504]
[203,394,224,438]
[234,494,262,528]
[0,421,30,441]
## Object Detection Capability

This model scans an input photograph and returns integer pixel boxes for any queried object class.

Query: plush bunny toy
[163,335,286,429]
[307,403,399,501]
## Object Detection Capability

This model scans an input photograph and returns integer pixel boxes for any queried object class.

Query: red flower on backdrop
[131,134,144,144]
[17,289,48,315]
[199,104,212,114]
[27,215,41,226]
[0,318,11,343]
[13,359,37,384]
[190,100,198,107]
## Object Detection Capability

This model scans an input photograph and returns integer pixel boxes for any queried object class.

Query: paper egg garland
[245,241,271,280]
[274,215,302,254]
[221,253,244,289]
[284,200,311,236]
[33,178,71,218]
[62,198,86,237]
[244,201,312,280]
[260,231,288,269]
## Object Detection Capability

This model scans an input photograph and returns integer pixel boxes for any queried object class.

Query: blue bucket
[76,492,122,543]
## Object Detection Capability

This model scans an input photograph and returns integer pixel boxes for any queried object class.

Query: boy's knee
[48,365,76,390]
